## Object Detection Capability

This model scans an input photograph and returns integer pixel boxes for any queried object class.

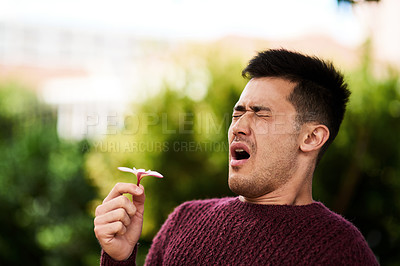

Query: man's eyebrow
[233,105,247,111]
[233,105,272,112]
[250,105,271,112]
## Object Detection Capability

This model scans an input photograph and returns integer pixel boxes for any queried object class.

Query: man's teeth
[235,149,244,152]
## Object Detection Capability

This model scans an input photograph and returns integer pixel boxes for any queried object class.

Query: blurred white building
[0,21,172,139]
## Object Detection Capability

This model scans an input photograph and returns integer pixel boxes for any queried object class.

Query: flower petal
[142,171,163,178]
[131,167,139,174]
[118,167,137,175]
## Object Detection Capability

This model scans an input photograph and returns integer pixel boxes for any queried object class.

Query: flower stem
[136,173,143,186]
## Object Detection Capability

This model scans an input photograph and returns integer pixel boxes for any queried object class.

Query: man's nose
[230,114,251,136]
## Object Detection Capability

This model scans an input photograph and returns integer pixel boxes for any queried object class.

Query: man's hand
[94,183,145,261]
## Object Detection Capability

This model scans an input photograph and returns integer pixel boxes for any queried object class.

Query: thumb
[132,184,146,215]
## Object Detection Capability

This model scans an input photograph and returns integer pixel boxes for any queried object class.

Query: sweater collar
[228,196,326,217]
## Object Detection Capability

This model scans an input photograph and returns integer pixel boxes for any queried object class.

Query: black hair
[242,48,350,161]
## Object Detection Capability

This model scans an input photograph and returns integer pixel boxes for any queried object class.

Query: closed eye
[255,112,271,117]
[232,105,272,118]
[232,111,271,118]
[232,113,244,118]
[251,106,272,117]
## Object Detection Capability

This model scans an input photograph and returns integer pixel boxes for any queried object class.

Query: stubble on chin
[228,160,296,199]
[228,170,275,198]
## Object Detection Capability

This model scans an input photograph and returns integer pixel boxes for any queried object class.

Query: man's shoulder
[310,202,378,265]
[311,202,364,236]
[177,197,236,210]
[170,197,236,217]
[310,202,376,256]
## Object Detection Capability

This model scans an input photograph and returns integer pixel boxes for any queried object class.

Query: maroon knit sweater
[101,197,378,265]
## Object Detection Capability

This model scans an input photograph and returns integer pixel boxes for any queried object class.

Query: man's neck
[239,188,313,206]
[239,164,315,206]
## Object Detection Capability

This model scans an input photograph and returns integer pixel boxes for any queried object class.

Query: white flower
[118,167,163,185]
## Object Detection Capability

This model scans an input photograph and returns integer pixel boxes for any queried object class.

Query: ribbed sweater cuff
[100,244,137,266]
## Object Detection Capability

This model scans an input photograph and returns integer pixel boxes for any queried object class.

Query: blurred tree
[0,83,99,265]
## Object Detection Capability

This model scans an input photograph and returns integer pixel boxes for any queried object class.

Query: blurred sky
[0,0,362,45]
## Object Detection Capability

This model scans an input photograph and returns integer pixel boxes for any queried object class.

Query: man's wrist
[100,244,138,266]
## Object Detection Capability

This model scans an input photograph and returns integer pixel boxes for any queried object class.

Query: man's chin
[229,162,249,173]
[228,174,256,197]
[228,173,274,199]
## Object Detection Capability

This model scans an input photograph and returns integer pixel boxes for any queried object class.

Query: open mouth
[232,148,250,160]
[230,143,251,167]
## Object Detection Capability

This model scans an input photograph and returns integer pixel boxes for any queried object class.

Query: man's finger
[95,221,127,240]
[132,184,146,214]
[95,195,137,217]
[94,208,132,227]
[103,182,143,203]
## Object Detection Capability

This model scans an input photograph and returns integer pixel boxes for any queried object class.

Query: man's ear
[300,124,330,153]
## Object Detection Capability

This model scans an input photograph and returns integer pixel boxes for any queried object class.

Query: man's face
[228,77,301,198]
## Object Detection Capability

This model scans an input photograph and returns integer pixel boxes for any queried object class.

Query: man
[94,49,378,265]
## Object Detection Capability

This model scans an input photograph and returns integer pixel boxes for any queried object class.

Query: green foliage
[0,83,99,265]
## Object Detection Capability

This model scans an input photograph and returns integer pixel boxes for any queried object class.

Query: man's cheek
[253,121,270,135]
